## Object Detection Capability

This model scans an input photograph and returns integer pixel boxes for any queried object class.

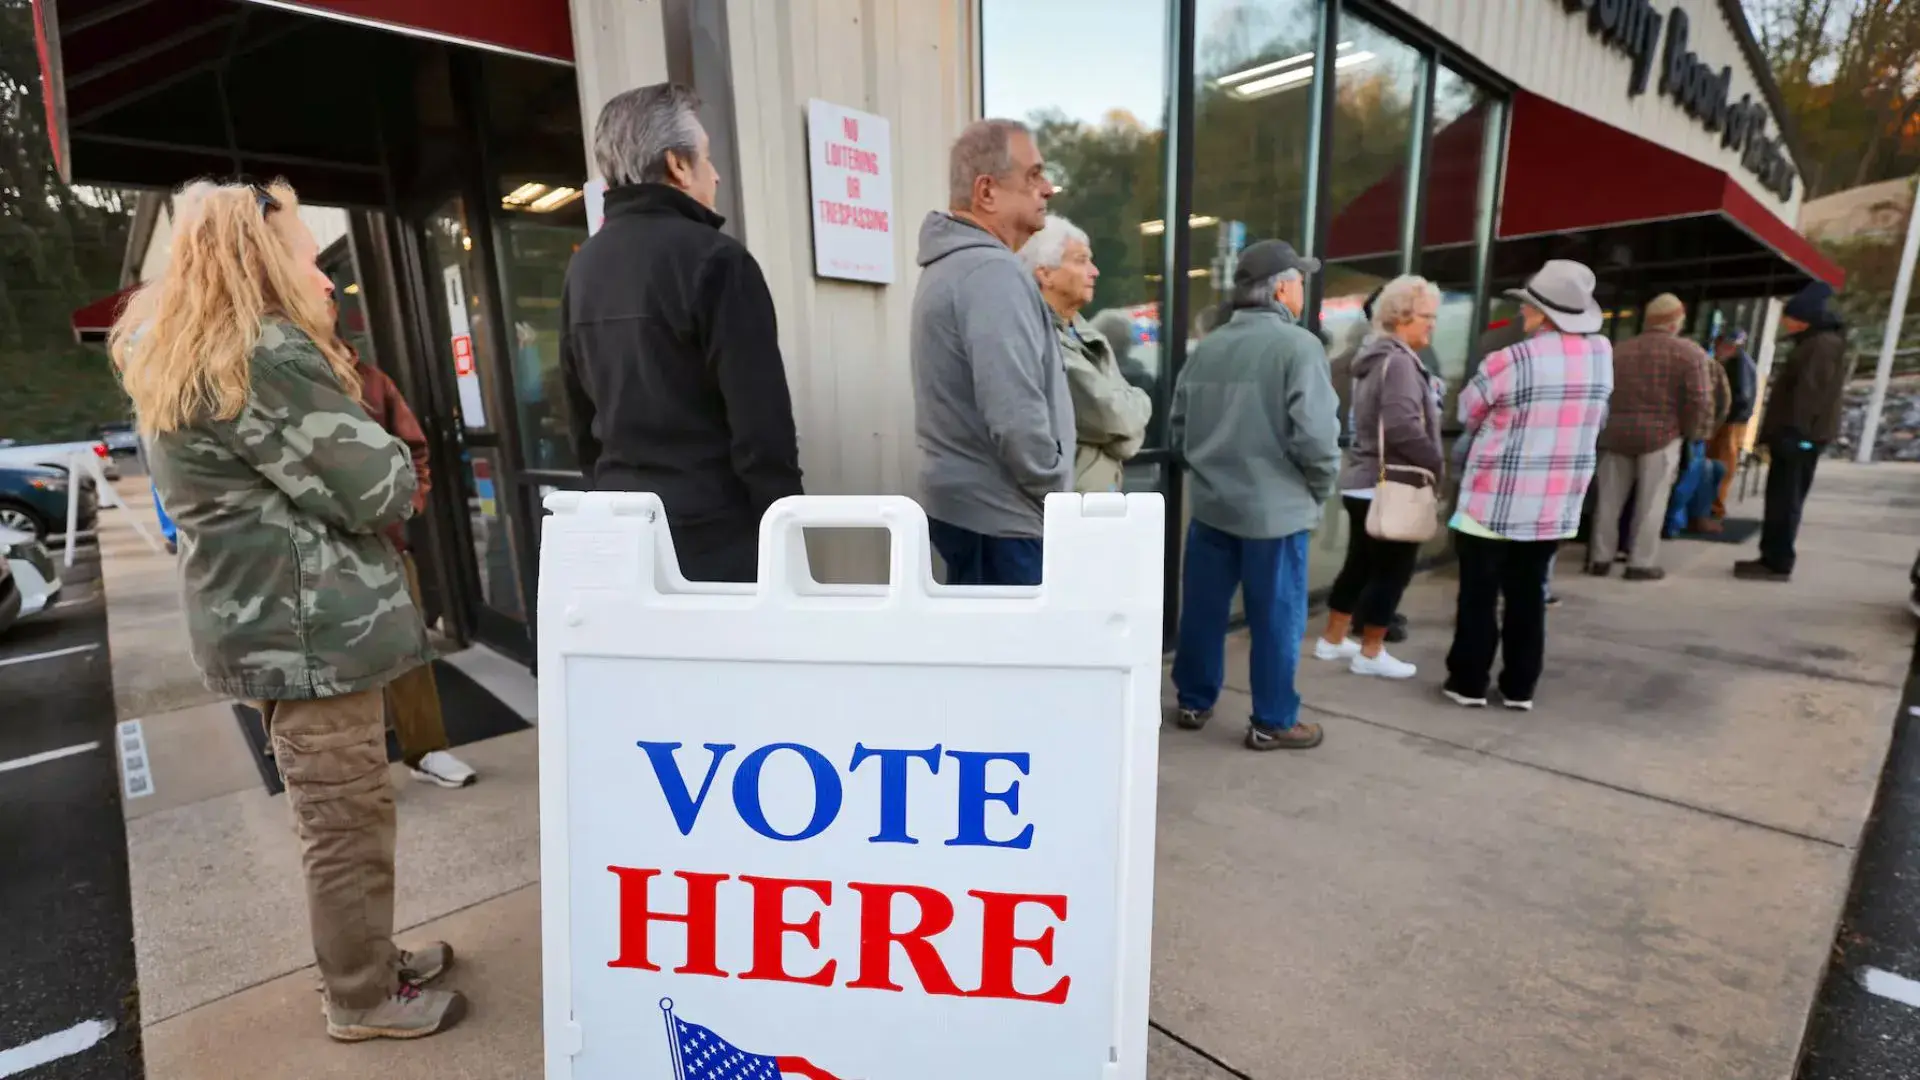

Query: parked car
[0,526,61,617]
[99,421,140,458]
[0,437,120,481]
[0,552,20,637]
[0,465,98,541]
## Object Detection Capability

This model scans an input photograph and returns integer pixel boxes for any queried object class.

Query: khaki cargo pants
[257,689,401,1010]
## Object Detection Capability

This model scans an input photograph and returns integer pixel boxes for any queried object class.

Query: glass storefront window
[483,53,591,474]
[1322,15,1425,396]
[1192,0,1321,341]
[981,0,1171,467]
[1422,65,1501,422]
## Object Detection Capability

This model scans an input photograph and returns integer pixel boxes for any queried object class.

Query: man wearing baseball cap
[1167,239,1342,751]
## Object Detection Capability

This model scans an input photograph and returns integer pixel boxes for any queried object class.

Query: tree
[0,0,133,440]
[1749,0,1920,195]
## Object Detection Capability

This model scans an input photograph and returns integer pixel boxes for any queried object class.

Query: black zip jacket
[1758,316,1852,446]
[560,183,803,531]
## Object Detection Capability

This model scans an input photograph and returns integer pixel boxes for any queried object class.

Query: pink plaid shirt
[1454,331,1615,542]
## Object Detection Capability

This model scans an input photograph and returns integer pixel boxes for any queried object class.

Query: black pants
[1759,437,1821,574]
[673,520,760,583]
[1326,496,1420,629]
[1445,533,1558,702]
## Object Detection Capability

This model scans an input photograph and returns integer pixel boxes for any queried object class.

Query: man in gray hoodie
[1168,240,1342,752]
[911,118,1073,585]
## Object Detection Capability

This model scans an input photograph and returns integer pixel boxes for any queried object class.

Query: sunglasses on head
[226,175,281,217]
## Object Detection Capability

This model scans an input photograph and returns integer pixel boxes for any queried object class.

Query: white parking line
[1859,966,1920,1008]
[0,643,99,669]
[0,742,100,775]
[0,1017,115,1077]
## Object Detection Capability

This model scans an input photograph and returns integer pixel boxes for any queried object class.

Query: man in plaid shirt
[1586,293,1710,580]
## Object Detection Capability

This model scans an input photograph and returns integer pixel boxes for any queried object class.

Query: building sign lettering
[1560,0,1797,202]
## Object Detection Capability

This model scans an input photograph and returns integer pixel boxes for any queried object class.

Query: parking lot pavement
[0,548,142,1079]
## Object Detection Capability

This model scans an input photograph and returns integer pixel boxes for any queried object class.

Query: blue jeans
[1172,521,1310,731]
[928,519,1043,586]
[152,484,176,544]
[1666,441,1728,534]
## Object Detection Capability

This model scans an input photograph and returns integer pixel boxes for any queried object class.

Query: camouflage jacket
[149,319,430,701]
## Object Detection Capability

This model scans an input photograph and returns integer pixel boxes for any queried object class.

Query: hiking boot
[326,980,466,1042]
[1623,566,1665,582]
[1734,559,1791,582]
[1584,562,1612,577]
[317,943,455,1014]
[1244,721,1323,751]
[1171,706,1212,731]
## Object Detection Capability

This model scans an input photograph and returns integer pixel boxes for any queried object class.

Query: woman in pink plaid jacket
[1443,261,1614,711]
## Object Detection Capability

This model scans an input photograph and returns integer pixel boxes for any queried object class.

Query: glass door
[418,193,529,649]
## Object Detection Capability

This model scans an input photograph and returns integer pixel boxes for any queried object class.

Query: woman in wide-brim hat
[1441,260,1616,711]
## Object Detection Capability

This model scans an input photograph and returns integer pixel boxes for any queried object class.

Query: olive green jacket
[1054,310,1153,494]
[149,319,430,701]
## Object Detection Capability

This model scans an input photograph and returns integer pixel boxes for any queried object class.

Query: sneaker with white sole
[1350,649,1417,679]
[325,980,466,1042]
[1314,637,1361,662]
[1501,697,1535,712]
[410,750,477,788]
[1441,686,1488,708]
[317,941,454,1014]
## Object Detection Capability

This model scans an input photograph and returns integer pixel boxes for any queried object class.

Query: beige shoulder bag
[1365,346,1440,543]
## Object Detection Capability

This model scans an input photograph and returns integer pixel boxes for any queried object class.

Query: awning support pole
[1858,176,1920,463]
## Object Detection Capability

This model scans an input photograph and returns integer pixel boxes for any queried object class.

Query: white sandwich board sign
[537,491,1164,1080]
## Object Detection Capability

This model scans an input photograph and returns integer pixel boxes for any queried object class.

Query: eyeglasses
[250,183,281,217]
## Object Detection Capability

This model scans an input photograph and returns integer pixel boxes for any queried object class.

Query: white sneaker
[1349,649,1418,680]
[1314,637,1361,661]
[1502,698,1535,712]
[409,750,477,788]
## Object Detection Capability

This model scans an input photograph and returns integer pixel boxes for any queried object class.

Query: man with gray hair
[561,82,803,583]
[911,118,1070,585]
[1168,240,1341,752]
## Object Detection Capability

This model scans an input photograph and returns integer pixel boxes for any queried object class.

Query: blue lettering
[849,744,942,844]
[637,741,735,836]
[945,750,1034,850]
[733,743,844,842]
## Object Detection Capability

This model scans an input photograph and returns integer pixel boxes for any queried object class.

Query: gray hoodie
[910,212,1074,538]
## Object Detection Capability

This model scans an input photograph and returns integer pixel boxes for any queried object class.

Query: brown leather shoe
[1244,721,1323,751]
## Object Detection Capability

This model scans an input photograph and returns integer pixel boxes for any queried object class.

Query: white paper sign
[536,492,1164,1080]
[442,265,486,429]
[806,99,895,284]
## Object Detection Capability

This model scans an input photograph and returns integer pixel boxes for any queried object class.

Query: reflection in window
[1192,0,1320,342]
[981,0,1170,476]
[1422,66,1501,420]
[1322,16,1425,428]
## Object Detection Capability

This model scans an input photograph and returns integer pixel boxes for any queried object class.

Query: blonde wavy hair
[111,179,357,437]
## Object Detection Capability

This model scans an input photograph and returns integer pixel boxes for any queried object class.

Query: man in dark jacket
[1737,282,1853,581]
[1708,328,1757,519]
[561,83,803,582]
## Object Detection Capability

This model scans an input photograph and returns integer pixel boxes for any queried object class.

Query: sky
[980,0,1171,128]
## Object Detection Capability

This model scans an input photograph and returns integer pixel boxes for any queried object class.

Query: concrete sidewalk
[102,465,1917,1078]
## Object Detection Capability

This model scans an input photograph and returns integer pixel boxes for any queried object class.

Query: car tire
[0,501,48,542]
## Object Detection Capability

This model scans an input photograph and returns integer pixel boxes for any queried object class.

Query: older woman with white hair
[1020,215,1153,493]
[1314,274,1445,679]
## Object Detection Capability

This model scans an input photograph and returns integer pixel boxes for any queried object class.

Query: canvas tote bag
[1365,347,1439,543]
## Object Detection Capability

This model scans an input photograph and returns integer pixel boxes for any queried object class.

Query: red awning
[248,1,572,62]
[1501,91,1843,288]
[71,284,139,344]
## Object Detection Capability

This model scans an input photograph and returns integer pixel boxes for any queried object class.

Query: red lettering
[846,175,861,198]
[816,200,890,233]
[606,866,729,977]
[740,875,837,987]
[842,116,859,141]
[844,882,964,996]
[969,890,1070,1003]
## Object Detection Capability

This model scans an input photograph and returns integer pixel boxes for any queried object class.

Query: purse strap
[1375,342,1437,485]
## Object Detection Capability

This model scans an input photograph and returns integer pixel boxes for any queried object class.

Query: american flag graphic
[662,1000,848,1080]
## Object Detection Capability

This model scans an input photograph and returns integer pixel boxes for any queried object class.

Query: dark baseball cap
[1233,239,1322,286]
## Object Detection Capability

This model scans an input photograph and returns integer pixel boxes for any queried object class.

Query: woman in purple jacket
[1315,275,1445,680]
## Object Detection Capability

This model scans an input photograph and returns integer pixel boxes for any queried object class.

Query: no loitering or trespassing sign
[536,492,1165,1080]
